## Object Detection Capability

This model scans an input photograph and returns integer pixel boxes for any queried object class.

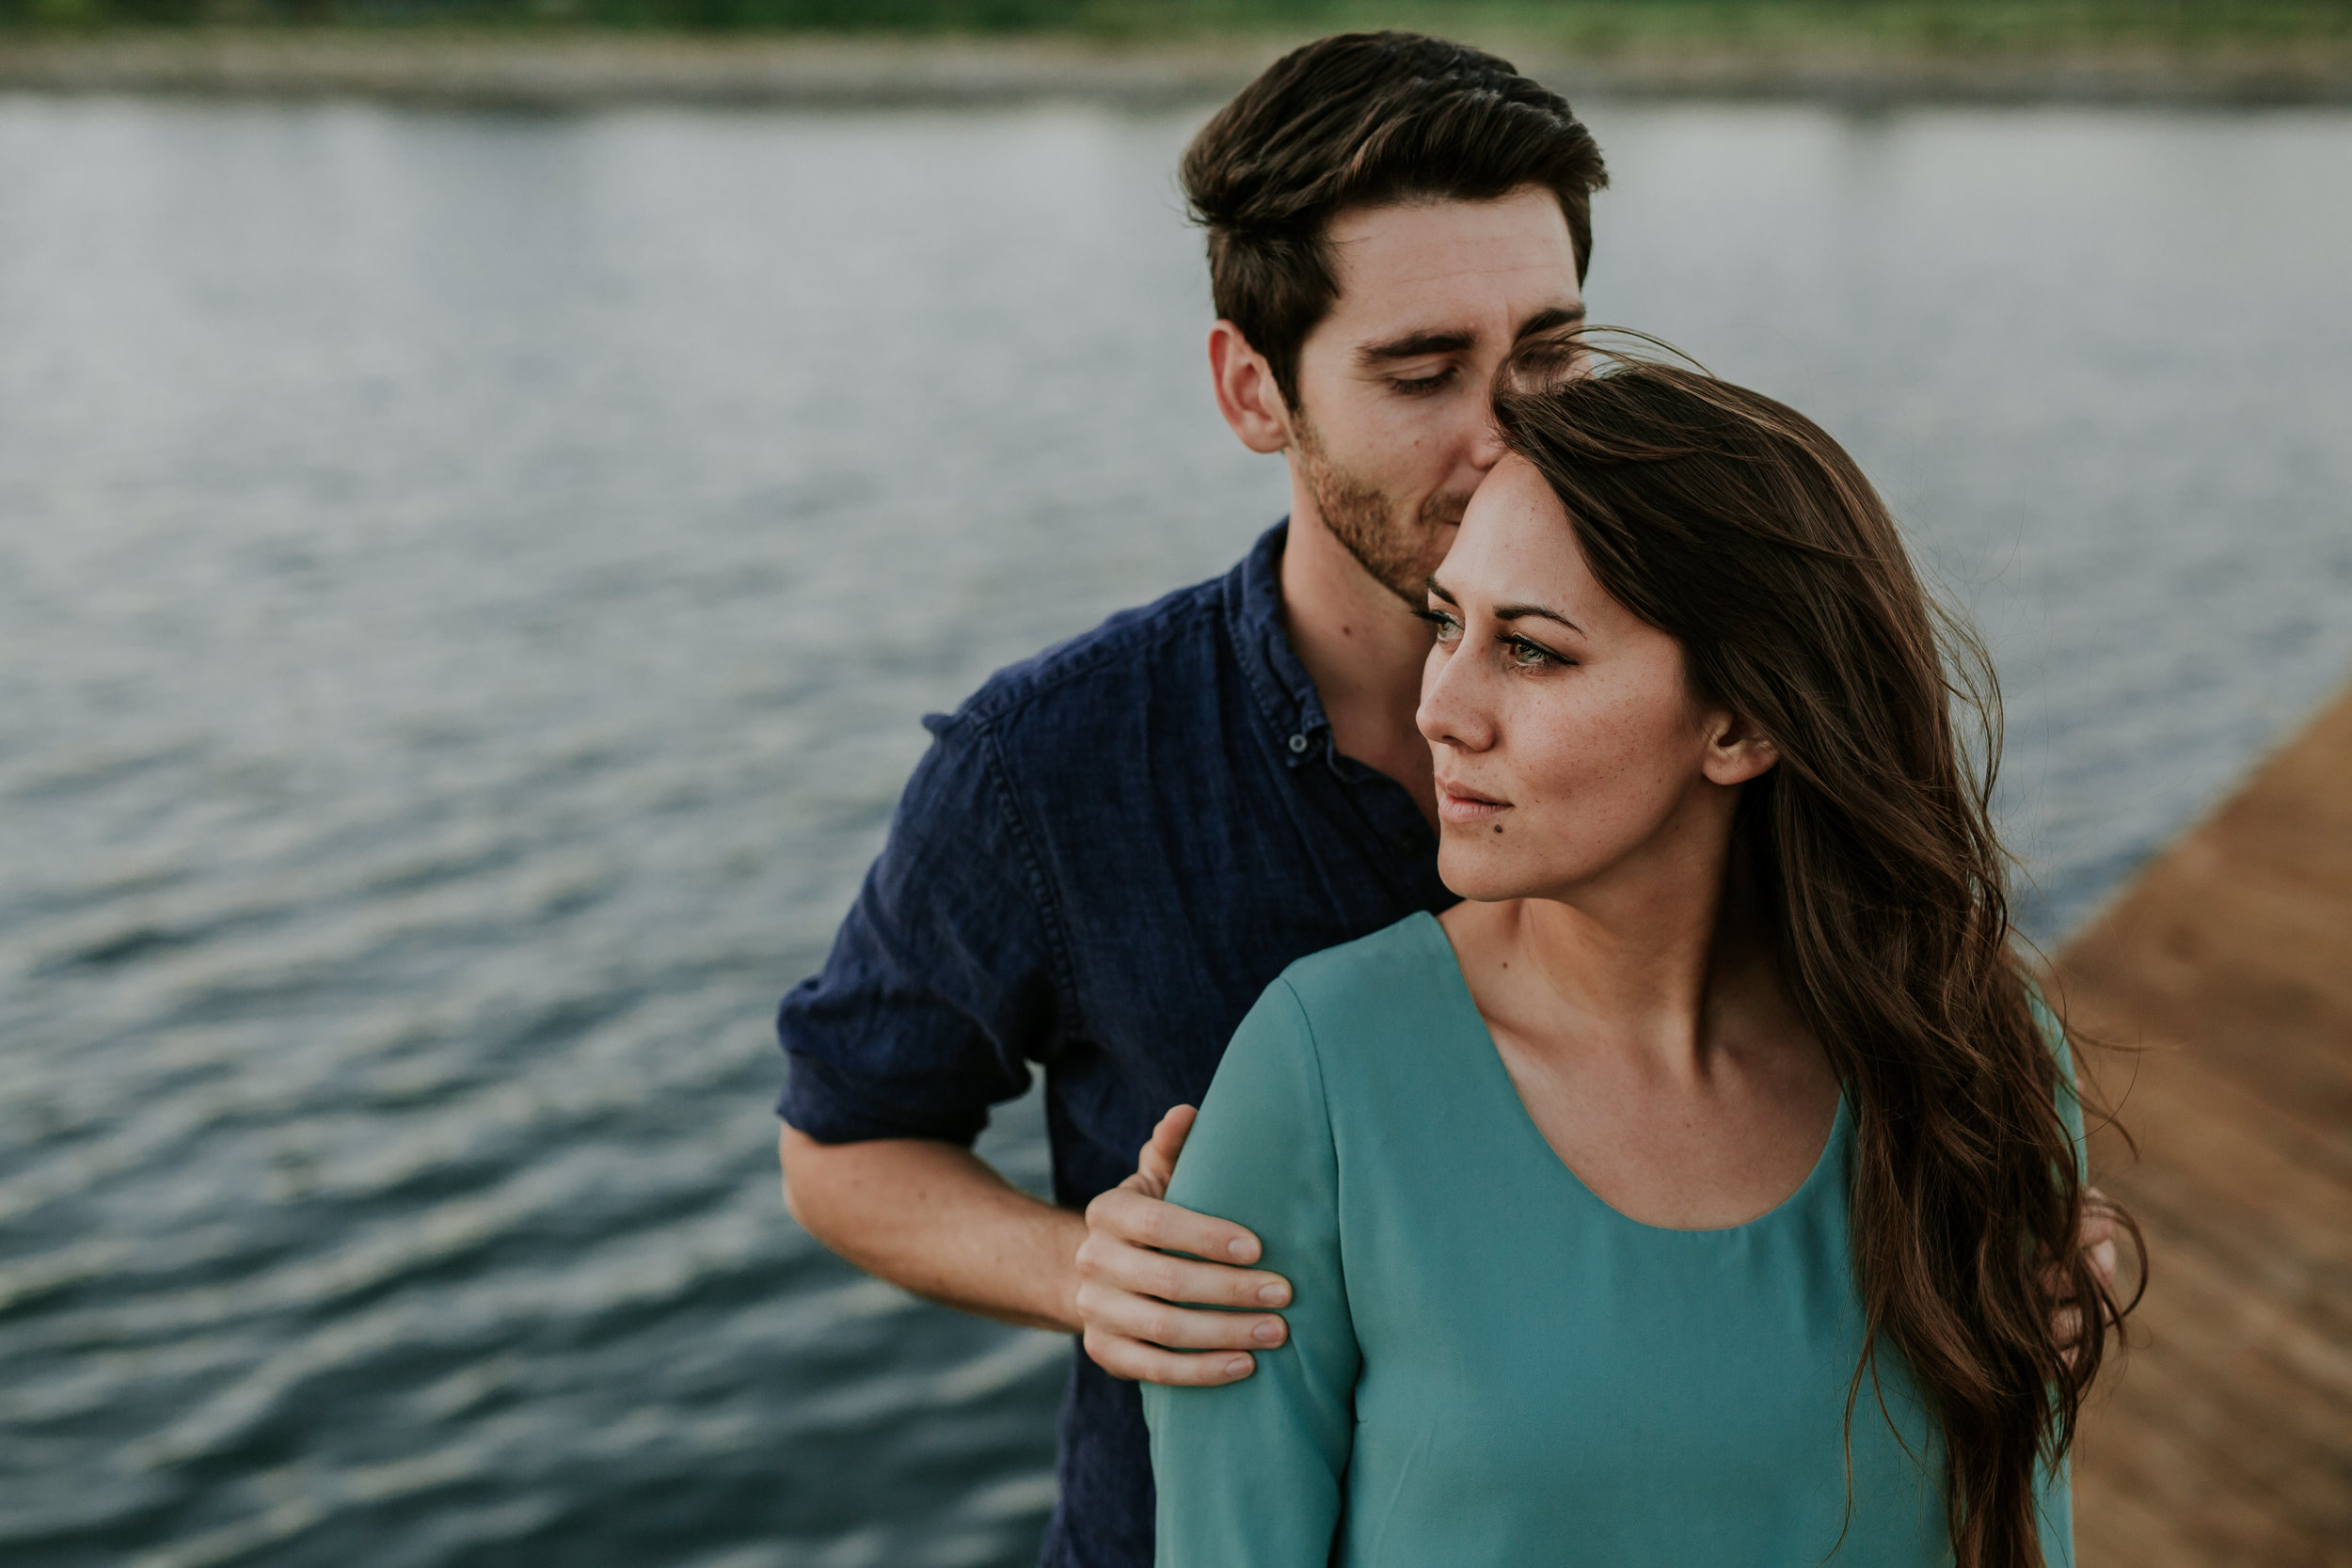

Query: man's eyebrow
[1495,602,1584,634]
[1357,328,1475,366]
[1356,305,1584,367]
[1514,304,1586,341]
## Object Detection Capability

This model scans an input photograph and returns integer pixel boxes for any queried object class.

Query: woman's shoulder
[1258,911,1465,1056]
[1178,912,1464,1213]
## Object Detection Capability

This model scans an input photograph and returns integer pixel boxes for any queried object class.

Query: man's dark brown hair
[1179,31,1607,410]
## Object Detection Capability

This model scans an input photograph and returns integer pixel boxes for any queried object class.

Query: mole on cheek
[1492,824,1503,834]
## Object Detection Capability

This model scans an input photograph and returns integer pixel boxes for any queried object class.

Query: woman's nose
[1419,646,1494,752]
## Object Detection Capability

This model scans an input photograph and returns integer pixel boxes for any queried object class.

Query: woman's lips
[1436,782,1509,825]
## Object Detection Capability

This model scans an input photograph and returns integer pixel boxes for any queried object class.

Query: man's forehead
[1322,190,1581,338]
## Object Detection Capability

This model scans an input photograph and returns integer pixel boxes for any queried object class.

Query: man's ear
[1701,709,1780,787]
[1208,321,1293,455]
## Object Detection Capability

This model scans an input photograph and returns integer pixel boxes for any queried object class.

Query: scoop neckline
[1404,909,1850,1239]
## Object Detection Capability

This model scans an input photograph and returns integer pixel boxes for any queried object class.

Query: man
[775,29,2112,1568]
[778,32,1599,1566]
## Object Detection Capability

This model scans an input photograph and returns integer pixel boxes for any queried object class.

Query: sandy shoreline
[4,30,2351,110]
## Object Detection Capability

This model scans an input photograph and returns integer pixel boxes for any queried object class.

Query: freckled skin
[1420,458,1733,906]
[1417,455,1836,1232]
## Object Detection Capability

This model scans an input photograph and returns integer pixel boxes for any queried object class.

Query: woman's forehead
[1451,460,1584,585]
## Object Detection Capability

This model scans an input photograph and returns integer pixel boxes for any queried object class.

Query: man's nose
[1466,410,1507,473]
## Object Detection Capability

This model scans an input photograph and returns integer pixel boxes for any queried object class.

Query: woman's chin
[1436,842,1538,906]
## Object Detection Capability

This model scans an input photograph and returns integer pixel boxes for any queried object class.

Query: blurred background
[2,5,2348,1566]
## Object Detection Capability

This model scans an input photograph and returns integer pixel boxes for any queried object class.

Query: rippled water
[1,94,2346,1567]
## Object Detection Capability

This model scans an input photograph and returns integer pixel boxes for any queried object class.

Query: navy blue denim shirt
[776,522,1454,1568]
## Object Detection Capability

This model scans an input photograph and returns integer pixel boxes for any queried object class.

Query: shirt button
[1287,733,1310,754]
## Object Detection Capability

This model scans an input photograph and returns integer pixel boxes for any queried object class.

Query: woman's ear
[1208,321,1293,455]
[1701,710,1780,786]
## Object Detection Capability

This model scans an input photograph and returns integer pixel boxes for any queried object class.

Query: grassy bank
[6,4,2350,105]
[6,0,2350,53]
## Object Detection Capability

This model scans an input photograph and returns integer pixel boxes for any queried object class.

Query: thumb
[1136,1104,1198,1191]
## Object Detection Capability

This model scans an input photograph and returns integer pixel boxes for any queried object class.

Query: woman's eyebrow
[1424,577,1459,604]
[1494,602,1584,634]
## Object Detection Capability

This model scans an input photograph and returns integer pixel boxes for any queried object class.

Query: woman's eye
[1413,609,1462,643]
[1505,636,1562,669]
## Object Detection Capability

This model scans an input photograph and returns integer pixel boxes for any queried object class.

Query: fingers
[2056,1305,2084,1369]
[2074,1185,2122,1296]
[1088,1182,1265,1269]
[1084,1327,1258,1386]
[1135,1104,1197,1194]
[1077,1266,1286,1386]
[1076,1278,1287,1352]
[1077,1133,1291,1390]
[1077,1218,1290,1311]
[1079,1241,1291,1311]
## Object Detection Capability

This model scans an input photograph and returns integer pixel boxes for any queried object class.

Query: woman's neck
[1445,849,1789,1085]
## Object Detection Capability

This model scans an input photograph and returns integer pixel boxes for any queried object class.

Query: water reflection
[0,97,2346,1566]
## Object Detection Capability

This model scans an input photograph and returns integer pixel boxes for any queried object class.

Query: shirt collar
[1226,521,1333,770]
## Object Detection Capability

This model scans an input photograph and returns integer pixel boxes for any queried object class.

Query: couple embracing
[778,31,2130,1568]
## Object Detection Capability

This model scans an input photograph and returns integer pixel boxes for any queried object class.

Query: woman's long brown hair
[1492,337,2138,1567]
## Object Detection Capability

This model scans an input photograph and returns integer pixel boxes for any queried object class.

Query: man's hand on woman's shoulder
[1075,1105,1295,1386]
[2056,1186,2125,1366]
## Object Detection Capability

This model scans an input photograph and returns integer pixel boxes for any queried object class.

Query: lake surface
[1,93,2347,1568]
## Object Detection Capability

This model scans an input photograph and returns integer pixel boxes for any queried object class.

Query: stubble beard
[1294,413,1471,607]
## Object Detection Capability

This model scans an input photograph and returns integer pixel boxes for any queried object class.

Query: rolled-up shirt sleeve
[777,710,1065,1146]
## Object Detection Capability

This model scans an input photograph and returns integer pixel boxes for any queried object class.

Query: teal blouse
[1143,912,2077,1568]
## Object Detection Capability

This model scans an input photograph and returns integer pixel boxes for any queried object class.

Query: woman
[1140,347,2130,1568]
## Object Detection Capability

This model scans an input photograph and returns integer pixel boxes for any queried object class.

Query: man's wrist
[1049,1205,1090,1335]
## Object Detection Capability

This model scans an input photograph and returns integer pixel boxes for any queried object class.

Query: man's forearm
[779,1125,1086,1333]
